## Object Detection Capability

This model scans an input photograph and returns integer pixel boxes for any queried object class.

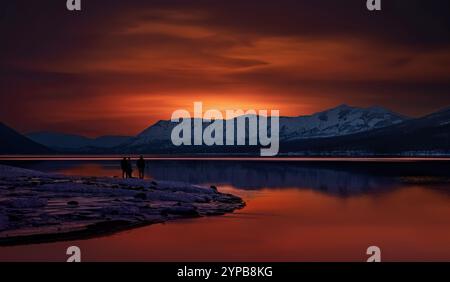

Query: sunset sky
[1,0,450,137]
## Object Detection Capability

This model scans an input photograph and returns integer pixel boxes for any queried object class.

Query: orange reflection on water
[1,184,449,262]
[58,164,121,177]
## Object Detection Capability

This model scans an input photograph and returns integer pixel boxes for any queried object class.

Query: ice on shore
[0,165,244,245]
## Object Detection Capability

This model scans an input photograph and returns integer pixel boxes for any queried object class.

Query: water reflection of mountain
[144,161,397,196]
[4,160,450,197]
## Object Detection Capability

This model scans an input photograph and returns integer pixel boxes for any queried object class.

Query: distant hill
[0,123,52,154]
[27,132,133,150]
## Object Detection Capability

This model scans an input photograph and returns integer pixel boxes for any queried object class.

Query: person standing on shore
[120,157,128,179]
[137,155,146,179]
[126,157,133,178]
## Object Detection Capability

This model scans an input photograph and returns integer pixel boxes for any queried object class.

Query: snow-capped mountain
[282,107,450,155]
[126,104,408,148]
[278,104,407,141]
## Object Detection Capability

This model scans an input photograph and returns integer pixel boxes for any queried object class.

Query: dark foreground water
[0,158,449,261]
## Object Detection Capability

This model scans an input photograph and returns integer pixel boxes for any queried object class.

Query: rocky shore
[0,165,245,245]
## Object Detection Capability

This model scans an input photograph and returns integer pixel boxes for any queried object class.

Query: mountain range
[125,104,407,147]
[282,106,450,155]
[1,104,449,156]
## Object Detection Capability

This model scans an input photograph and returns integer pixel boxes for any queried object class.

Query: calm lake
[0,158,450,261]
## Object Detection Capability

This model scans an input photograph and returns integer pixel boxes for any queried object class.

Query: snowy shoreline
[0,165,245,246]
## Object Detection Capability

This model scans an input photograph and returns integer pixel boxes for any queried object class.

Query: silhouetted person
[126,157,133,178]
[137,155,146,179]
[120,157,128,179]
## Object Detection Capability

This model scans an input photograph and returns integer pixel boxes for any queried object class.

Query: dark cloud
[0,0,449,135]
